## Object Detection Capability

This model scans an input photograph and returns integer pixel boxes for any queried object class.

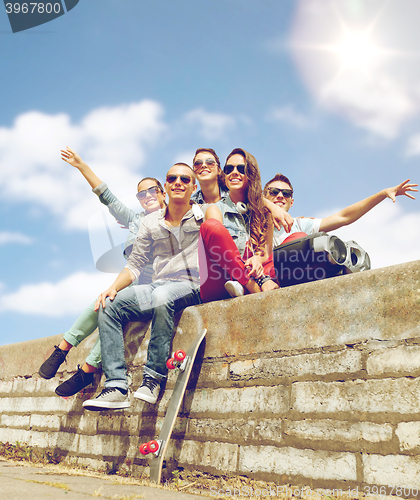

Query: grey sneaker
[133,375,160,404]
[224,280,245,298]
[82,387,130,411]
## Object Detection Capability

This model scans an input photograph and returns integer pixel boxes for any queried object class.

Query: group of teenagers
[38,146,417,410]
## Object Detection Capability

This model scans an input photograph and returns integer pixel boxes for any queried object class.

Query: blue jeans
[98,280,201,389]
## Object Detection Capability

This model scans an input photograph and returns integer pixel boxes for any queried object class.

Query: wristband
[252,274,271,287]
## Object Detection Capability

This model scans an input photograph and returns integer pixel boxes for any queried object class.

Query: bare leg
[58,339,73,351]
[81,362,96,374]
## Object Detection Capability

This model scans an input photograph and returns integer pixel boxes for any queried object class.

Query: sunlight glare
[335,30,381,71]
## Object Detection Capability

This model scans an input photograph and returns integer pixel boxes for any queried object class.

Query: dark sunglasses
[223,164,246,175]
[166,174,192,184]
[136,186,160,201]
[193,158,216,170]
[267,187,293,199]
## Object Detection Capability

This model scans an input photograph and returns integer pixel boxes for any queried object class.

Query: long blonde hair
[225,148,269,254]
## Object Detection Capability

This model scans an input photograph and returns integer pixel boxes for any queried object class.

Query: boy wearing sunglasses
[264,173,417,247]
[82,164,204,410]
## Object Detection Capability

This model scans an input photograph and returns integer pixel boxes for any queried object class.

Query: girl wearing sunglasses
[199,148,279,302]
[191,148,228,205]
[39,147,166,398]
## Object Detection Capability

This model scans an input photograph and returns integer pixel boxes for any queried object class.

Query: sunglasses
[193,158,216,170]
[267,187,293,199]
[166,174,192,184]
[223,164,246,175]
[136,186,160,202]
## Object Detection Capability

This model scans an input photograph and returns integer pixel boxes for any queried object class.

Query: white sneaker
[82,387,130,411]
[133,375,160,404]
[224,280,245,298]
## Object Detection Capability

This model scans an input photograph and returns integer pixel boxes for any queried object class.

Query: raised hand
[385,179,418,203]
[61,146,84,169]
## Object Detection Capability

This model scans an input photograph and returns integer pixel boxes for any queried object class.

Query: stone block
[175,440,238,473]
[292,378,420,414]
[367,345,420,376]
[188,417,282,444]
[363,454,420,488]
[284,419,393,443]
[0,427,30,444]
[396,422,420,451]
[61,414,97,435]
[186,386,289,415]
[0,414,30,429]
[239,445,356,481]
[97,414,127,433]
[12,377,39,395]
[54,431,79,453]
[29,430,79,451]
[78,433,131,458]
[230,350,362,381]
[196,362,230,385]
[0,379,14,395]
[0,396,79,413]
[30,414,61,432]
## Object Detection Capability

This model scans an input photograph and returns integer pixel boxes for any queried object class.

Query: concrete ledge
[1,260,420,490]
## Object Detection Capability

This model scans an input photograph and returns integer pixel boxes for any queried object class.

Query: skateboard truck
[166,349,188,371]
[139,439,164,457]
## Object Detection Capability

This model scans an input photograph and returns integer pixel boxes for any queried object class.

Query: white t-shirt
[273,217,322,248]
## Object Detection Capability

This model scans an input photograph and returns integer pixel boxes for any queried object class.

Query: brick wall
[1,260,420,491]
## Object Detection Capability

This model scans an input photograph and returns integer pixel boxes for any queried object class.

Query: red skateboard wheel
[174,349,186,362]
[166,358,176,370]
[139,442,149,455]
[147,440,159,453]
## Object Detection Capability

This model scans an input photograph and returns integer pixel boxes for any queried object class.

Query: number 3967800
[5,3,62,14]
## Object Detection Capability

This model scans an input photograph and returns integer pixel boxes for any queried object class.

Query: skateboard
[139,328,207,483]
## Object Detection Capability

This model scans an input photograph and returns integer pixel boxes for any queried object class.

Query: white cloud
[172,150,196,166]
[0,271,117,317]
[266,105,312,128]
[0,231,33,245]
[314,202,420,269]
[406,133,420,156]
[0,102,240,231]
[289,0,420,138]
[0,100,167,230]
[182,108,236,140]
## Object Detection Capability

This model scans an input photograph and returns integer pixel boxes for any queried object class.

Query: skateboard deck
[141,328,207,483]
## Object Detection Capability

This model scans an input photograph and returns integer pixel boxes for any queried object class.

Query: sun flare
[333,30,382,71]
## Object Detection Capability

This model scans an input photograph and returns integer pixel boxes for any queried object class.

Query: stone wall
[1,260,420,492]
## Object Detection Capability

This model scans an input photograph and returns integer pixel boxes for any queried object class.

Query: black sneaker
[55,365,94,397]
[39,345,68,379]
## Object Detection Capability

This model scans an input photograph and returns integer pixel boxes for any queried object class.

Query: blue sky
[0,0,419,346]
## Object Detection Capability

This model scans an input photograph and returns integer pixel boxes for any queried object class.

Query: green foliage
[0,441,62,465]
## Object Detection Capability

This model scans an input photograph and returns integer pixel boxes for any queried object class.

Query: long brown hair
[137,177,164,192]
[225,148,269,254]
[193,148,226,191]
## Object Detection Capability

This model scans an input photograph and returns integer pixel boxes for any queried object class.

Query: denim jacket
[93,182,145,259]
[191,187,228,205]
[216,194,249,256]
[126,205,205,286]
